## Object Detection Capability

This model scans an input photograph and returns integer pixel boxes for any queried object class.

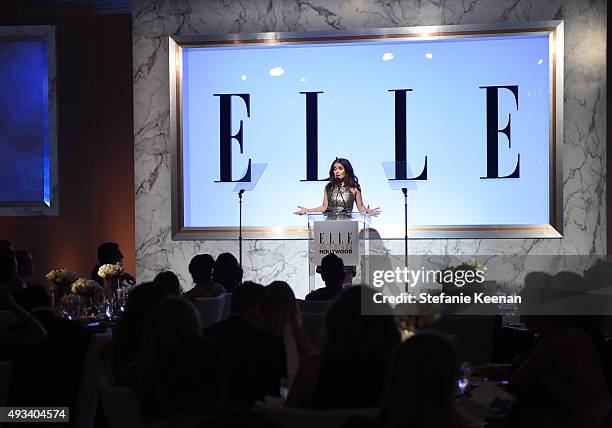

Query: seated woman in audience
[0,246,46,360]
[384,333,466,428]
[212,253,243,293]
[154,270,183,296]
[91,241,136,286]
[112,282,168,377]
[119,296,202,423]
[184,254,226,298]
[265,281,315,382]
[510,311,610,427]
[14,249,35,292]
[347,333,467,428]
[287,286,401,409]
[8,284,87,411]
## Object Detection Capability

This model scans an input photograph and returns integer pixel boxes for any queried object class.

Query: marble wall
[133,0,606,298]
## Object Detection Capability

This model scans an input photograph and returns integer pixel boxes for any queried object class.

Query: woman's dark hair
[112,282,169,376]
[213,253,243,293]
[325,158,360,193]
[97,242,123,264]
[154,271,182,296]
[381,333,460,428]
[230,281,269,315]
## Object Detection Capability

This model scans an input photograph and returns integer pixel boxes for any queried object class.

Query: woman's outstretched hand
[294,206,308,215]
[366,206,381,217]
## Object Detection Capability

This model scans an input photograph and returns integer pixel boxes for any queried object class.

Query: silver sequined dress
[326,184,355,215]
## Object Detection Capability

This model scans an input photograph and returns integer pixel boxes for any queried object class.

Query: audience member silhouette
[212,253,243,293]
[205,281,286,407]
[287,286,400,409]
[154,270,183,296]
[510,311,610,427]
[184,254,226,298]
[305,253,345,301]
[14,249,35,291]
[7,284,87,411]
[265,281,315,382]
[158,336,228,425]
[91,241,135,285]
[0,246,46,360]
[119,296,202,423]
[377,333,468,428]
[111,282,168,377]
[0,240,13,251]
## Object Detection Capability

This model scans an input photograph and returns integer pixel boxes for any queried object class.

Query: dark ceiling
[1,0,132,14]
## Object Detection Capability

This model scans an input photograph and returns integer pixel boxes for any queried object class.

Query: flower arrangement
[466,259,488,274]
[45,268,77,288]
[394,303,441,339]
[70,278,103,298]
[98,263,124,279]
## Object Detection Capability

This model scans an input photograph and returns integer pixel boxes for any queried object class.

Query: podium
[307,212,371,292]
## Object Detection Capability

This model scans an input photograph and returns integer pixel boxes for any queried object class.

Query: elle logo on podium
[314,221,359,265]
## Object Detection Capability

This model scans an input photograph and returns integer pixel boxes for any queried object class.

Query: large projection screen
[170,22,563,240]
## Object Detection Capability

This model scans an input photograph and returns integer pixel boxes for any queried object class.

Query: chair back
[75,329,113,428]
[221,293,231,320]
[0,360,12,407]
[255,404,378,428]
[99,384,143,428]
[0,311,17,329]
[300,312,325,350]
[297,299,332,314]
[193,296,226,329]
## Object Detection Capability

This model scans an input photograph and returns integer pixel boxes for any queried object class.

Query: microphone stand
[402,187,408,292]
[238,189,245,267]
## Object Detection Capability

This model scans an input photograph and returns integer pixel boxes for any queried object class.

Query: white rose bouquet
[98,263,124,279]
[45,268,77,289]
[70,278,103,298]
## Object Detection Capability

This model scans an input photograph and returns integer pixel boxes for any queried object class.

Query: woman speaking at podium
[294,158,380,217]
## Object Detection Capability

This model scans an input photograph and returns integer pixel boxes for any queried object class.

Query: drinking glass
[457,362,472,395]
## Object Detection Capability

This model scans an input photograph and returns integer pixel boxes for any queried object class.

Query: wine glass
[94,294,106,319]
[115,288,126,313]
[457,362,472,395]
[66,295,79,320]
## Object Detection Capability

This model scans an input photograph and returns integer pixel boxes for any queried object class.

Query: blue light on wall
[0,39,50,205]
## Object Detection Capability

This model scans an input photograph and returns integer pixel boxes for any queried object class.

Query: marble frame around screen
[0,25,58,217]
[169,21,564,240]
